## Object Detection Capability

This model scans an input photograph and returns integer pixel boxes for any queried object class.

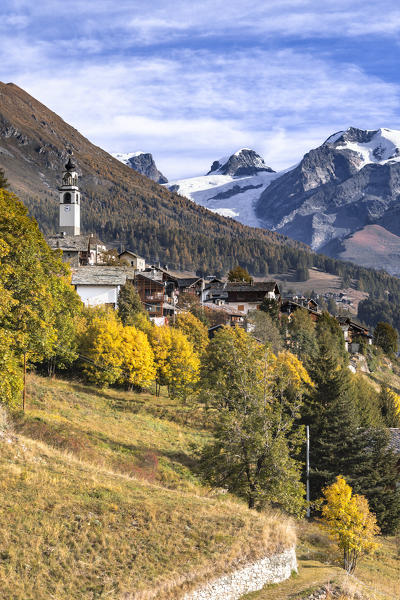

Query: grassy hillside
[0,374,295,600]
[2,374,400,599]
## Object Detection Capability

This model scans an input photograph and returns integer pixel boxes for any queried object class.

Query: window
[238,305,244,312]
[63,192,71,204]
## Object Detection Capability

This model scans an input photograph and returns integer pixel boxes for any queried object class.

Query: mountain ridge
[256,127,400,246]
[113,151,168,184]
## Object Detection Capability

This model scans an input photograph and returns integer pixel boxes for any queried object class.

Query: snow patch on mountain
[113,151,145,163]
[166,171,280,228]
[325,127,400,168]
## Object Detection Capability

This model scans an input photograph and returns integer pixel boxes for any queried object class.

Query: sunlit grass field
[0,374,295,599]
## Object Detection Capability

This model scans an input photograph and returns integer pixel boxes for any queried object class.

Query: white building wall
[75,285,120,308]
[222,301,260,314]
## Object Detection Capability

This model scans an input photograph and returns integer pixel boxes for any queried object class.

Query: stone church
[46,155,106,267]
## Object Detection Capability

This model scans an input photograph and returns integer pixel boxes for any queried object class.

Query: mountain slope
[331,224,400,277]
[0,81,306,276]
[113,151,168,183]
[255,127,400,271]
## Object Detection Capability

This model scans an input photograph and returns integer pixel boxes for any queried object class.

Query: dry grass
[0,374,296,599]
[15,374,210,492]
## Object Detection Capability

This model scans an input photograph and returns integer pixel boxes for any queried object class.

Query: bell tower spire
[58,153,81,235]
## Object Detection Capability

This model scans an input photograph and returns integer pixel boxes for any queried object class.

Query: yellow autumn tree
[320,475,380,574]
[175,311,209,355]
[269,350,313,409]
[150,325,172,396]
[168,328,200,401]
[79,308,124,386]
[379,386,400,427]
[118,325,155,389]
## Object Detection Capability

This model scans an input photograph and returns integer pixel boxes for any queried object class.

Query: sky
[2,0,400,179]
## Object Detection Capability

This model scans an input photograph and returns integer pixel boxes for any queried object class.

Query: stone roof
[119,249,143,259]
[177,277,202,288]
[71,266,127,286]
[47,233,105,252]
[135,272,165,286]
[389,428,400,454]
[206,281,279,293]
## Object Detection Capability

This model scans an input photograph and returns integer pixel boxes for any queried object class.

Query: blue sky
[1,0,400,178]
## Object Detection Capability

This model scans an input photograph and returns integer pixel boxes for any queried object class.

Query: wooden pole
[306,425,310,518]
[23,351,27,412]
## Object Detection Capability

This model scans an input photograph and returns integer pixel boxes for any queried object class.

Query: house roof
[47,233,105,252]
[71,266,127,286]
[206,281,279,293]
[119,249,143,259]
[389,428,400,454]
[336,316,369,334]
[135,272,165,286]
[177,277,202,288]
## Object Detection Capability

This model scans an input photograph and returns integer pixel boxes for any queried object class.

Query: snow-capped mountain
[207,148,275,176]
[113,151,168,184]
[166,149,279,227]
[166,130,400,274]
[254,127,400,274]
[325,127,400,167]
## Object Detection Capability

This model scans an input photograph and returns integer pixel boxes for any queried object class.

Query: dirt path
[241,559,341,599]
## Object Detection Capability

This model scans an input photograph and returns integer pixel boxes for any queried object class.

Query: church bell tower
[58,155,80,236]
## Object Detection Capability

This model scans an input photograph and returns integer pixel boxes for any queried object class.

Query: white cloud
[2,0,400,179]
[6,45,399,179]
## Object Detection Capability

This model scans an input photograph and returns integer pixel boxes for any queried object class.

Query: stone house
[118,249,146,271]
[203,281,280,314]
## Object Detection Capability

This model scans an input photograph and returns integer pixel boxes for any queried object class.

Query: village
[47,156,373,355]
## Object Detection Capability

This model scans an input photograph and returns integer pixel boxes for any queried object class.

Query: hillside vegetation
[0,374,295,600]
[3,374,400,600]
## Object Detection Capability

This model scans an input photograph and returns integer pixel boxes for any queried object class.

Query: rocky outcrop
[114,152,168,183]
[182,546,297,600]
[208,148,275,176]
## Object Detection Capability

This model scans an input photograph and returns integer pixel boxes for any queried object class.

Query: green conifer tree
[303,331,364,503]
[0,168,8,189]
[117,281,144,325]
[352,428,400,535]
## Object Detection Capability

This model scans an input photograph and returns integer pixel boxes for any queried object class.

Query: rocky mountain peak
[323,127,400,164]
[113,151,168,184]
[324,127,379,146]
[207,148,275,176]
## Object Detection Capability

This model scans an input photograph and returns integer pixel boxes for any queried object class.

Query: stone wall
[182,546,297,600]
